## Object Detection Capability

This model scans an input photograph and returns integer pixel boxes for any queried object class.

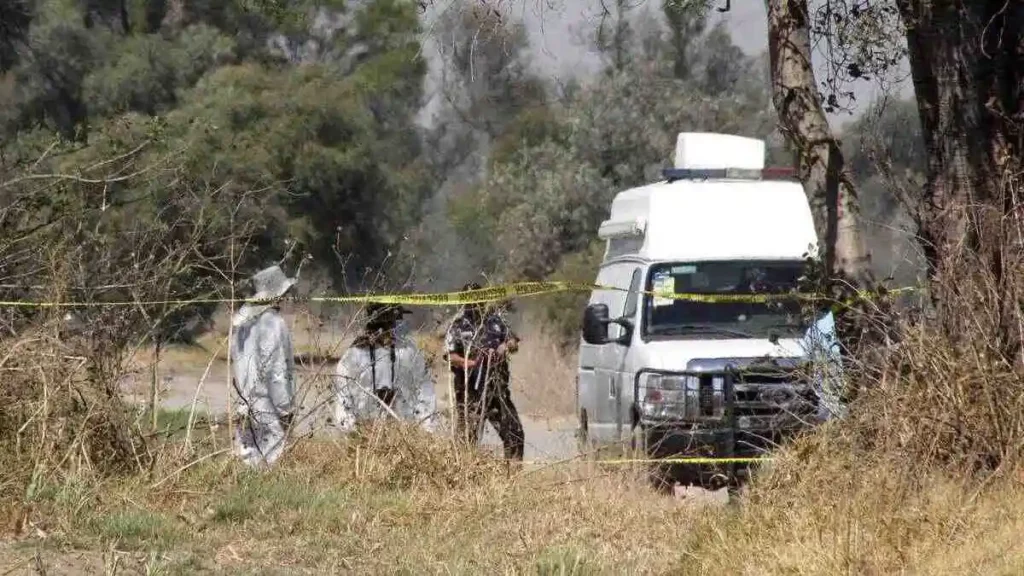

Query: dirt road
[126,365,580,462]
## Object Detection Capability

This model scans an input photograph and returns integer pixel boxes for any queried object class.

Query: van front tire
[634,426,707,491]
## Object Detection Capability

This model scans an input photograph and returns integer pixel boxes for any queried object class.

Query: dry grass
[507,320,578,419]
[5,422,1024,575]
[685,440,1024,575]
[2,425,700,574]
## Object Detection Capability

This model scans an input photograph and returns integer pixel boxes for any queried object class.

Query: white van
[576,132,842,487]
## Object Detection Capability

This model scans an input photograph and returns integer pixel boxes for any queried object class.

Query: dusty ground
[121,362,579,465]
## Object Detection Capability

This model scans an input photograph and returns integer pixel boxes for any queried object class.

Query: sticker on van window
[652,273,675,307]
[671,265,697,274]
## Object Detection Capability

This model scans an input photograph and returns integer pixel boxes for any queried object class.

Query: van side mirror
[582,304,634,346]
[582,304,610,345]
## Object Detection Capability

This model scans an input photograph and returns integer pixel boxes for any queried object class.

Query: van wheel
[576,409,591,458]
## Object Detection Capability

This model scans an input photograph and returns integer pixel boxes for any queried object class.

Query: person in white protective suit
[230,265,297,468]
[332,303,438,432]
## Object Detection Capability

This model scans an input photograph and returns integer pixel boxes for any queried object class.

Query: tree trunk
[896,0,1024,361]
[663,0,706,80]
[119,0,130,34]
[764,0,871,282]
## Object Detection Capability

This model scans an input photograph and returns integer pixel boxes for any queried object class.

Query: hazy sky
[421,0,915,128]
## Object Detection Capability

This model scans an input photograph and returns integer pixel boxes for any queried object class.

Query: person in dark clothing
[445,282,524,461]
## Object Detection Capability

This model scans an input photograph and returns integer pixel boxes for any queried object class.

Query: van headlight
[638,372,724,421]
[638,372,699,420]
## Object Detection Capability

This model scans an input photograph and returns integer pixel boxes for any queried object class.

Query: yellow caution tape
[0,281,918,309]
[316,281,588,306]
[516,455,773,468]
[593,456,771,465]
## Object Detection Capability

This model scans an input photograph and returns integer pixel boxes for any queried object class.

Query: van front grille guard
[636,357,819,475]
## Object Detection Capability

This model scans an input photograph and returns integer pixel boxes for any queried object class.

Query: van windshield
[643,260,810,340]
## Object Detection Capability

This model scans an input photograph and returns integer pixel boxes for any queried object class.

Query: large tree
[894,1,1024,358]
[764,0,1023,358]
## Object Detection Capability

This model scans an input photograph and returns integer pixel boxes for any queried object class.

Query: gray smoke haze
[419,0,913,129]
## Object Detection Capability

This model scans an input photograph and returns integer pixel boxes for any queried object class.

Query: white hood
[638,337,809,372]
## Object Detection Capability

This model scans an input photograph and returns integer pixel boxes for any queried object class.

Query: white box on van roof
[673,132,765,171]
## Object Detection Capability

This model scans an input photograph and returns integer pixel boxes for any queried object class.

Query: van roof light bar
[662,166,797,182]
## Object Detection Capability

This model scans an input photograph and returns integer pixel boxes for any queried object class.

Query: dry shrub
[847,327,1024,471]
[0,146,260,508]
[833,245,1024,473]
[683,426,1024,574]
[0,330,149,503]
[507,318,577,418]
[682,313,1024,573]
[784,208,1024,473]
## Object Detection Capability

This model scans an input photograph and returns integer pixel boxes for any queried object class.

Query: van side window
[622,268,642,320]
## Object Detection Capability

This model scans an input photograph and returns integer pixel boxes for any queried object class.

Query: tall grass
[7,418,1024,574]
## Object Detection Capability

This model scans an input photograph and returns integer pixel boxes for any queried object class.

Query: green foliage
[535,546,592,575]
[9,14,96,139]
[450,13,773,287]
[84,34,180,116]
[483,141,614,279]
[126,0,170,34]
[489,105,569,167]
[662,0,708,79]
[83,23,237,119]
[93,509,183,549]
[3,0,432,295]
[536,241,606,348]
[166,55,429,282]
[211,471,346,523]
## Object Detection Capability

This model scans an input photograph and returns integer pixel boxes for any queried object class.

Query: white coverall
[332,332,438,432]
[230,304,296,468]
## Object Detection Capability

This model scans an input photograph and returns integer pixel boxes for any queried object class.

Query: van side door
[577,266,624,443]
[612,267,643,440]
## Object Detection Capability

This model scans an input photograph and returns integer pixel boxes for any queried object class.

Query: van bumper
[641,424,789,486]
